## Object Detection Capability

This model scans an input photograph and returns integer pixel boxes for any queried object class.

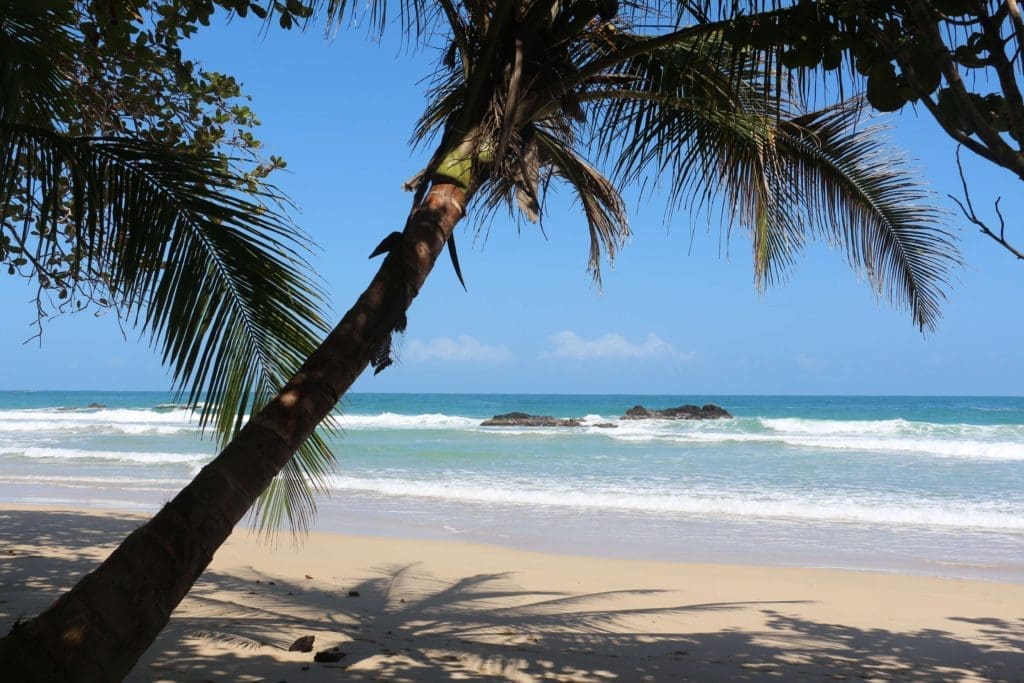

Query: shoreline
[2,505,1022,681]
[5,486,1022,585]
[3,392,1021,591]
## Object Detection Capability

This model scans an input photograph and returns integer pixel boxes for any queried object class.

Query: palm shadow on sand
[1,509,1021,681]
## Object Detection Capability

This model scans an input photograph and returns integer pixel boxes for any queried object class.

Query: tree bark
[0,180,468,682]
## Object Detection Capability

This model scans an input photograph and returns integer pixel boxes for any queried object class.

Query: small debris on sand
[314,647,346,663]
[288,635,314,652]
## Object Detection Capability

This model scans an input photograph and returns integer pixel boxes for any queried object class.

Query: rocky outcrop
[480,412,583,427]
[621,403,732,420]
[479,405,731,427]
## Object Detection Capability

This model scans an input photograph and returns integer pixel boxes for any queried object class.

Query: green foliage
[2,0,281,314]
[589,29,954,328]
[1,0,334,531]
[723,0,1024,162]
[727,1,961,112]
[716,0,1024,259]
[0,0,966,527]
[400,1,956,326]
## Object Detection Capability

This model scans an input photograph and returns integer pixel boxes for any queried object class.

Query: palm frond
[358,2,954,332]
[0,0,75,124]
[587,26,956,328]
[775,103,958,330]
[589,28,767,205]
[1,123,336,530]
[534,127,630,283]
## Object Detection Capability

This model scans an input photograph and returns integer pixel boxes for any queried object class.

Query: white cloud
[544,331,695,362]
[405,335,515,363]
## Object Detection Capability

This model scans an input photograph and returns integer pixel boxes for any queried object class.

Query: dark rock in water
[658,404,703,419]
[697,403,731,419]
[480,412,583,427]
[622,405,655,420]
[594,422,618,429]
[86,402,106,409]
[621,403,732,420]
[289,635,315,652]
[314,647,347,663]
[347,590,360,597]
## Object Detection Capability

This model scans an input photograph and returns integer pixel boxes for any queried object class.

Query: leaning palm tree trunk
[0,178,468,682]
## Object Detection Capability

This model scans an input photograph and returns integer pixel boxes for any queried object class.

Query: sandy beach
[0,506,1020,681]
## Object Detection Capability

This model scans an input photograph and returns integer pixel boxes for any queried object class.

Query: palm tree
[0,0,958,679]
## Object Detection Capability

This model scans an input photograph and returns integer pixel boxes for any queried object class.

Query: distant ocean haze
[0,391,1021,581]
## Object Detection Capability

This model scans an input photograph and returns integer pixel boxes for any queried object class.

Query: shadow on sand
[1,509,1021,681]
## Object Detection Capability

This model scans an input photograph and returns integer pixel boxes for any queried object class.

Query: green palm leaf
[586,27,956,329]
[533,127,630,283]
[1,2,336,531]
[404,6,957,326]
[1,123,336,530]
[775,104,957,330]
[0,0,72,124]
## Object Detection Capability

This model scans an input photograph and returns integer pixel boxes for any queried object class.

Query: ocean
[1,391,1021,582]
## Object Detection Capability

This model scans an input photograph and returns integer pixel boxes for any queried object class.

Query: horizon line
[1,389,1022,399]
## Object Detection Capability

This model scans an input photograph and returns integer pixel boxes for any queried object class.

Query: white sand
[1,505,1021,681]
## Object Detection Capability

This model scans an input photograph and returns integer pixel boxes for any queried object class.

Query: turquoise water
[1,391,1022,580]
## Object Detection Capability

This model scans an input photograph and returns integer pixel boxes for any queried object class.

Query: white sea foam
[469,426,581,437]
[757,417,1024,460]
[761,417,912,435]
[777,435,1023,460]
[615,431,1023,460]
[0,421,193,435]
[0,473,189,487]
[329,411,1024,461]
[338,411,622,431]
[336,412,479,430]
[760,417,1022,438]
[326,476,1024,531]
[600,417,1024,460]
[0,408,198,435]
[0,408,193,423]
[1,446,209,465]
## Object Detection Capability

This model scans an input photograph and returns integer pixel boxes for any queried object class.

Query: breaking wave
[326,476,1024,532]
[0,446,209,465]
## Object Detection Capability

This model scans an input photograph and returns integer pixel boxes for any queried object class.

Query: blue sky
[1,13,1022,395]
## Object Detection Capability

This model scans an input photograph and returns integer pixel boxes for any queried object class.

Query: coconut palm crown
[368,0,957,333]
